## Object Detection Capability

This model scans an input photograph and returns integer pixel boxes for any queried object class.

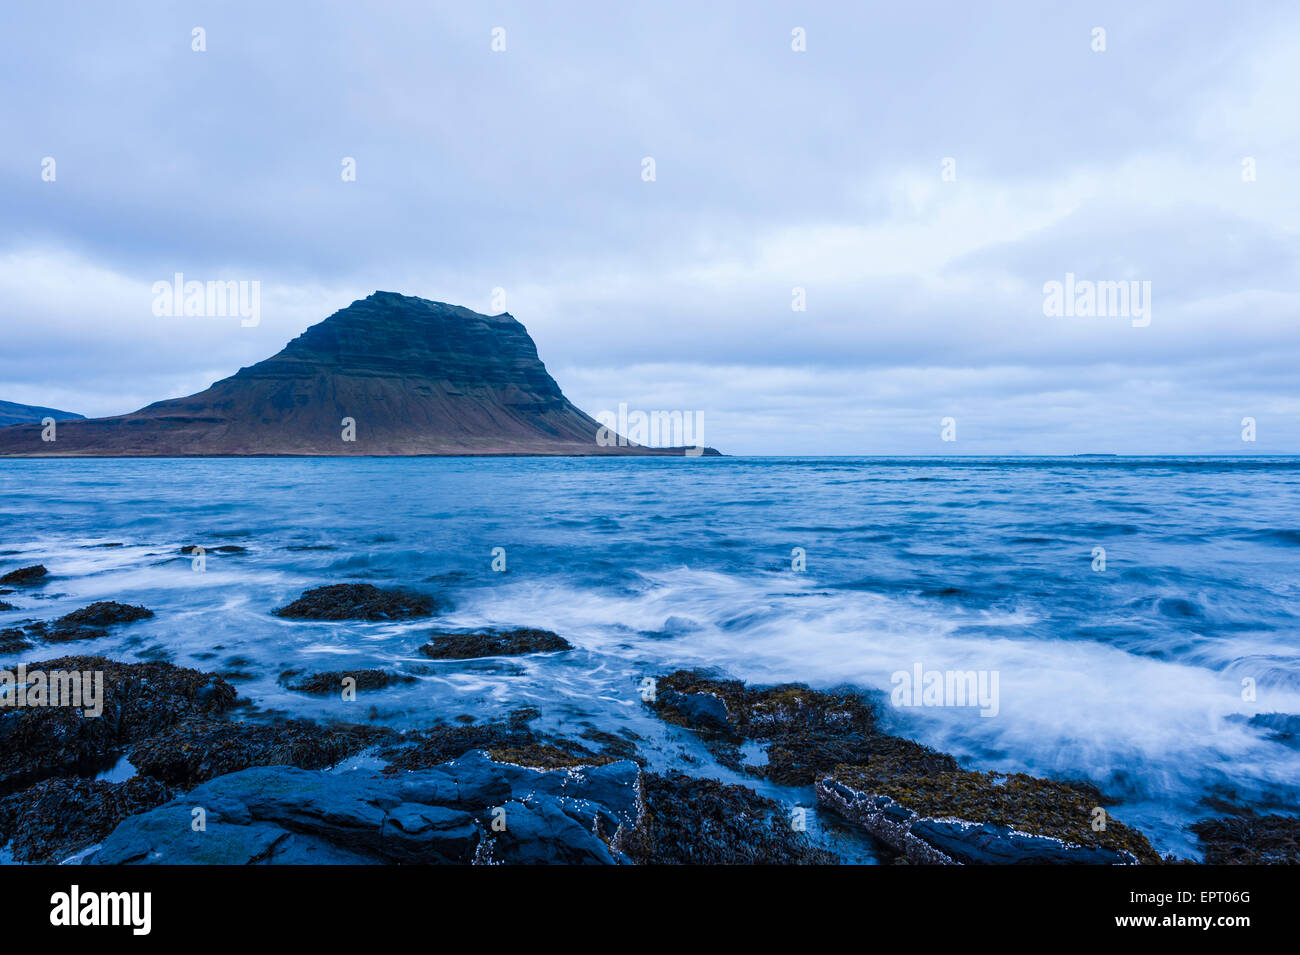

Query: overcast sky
[2,1,1297,453]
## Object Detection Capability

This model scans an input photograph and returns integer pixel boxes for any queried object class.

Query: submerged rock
[0,600,15,612]
[0,565,47,586]
[419,628,571,660]
[273,583,437,621]
[0,628,31,653]
[815,763,1160,865]
[283,669,415,695]
[650,669,953,785]
[1191,811,1300,864]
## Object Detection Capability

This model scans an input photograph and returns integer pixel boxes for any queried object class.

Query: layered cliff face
[0,292,715,456]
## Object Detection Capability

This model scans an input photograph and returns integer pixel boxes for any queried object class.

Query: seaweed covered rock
[1190,811,1300,864]
[0,656,236,789]
[816,762,1160,865]
[283,669,414,695]
[55,601,153,628]
[619,772,838,865]
[83,751,641,865]
[0,775,172,863]
[650,669,954,784]
[3,601,155,644]
[0,565,47,586]
[0,628,31,653]
[273,583,437,621]
[378,714,615,774]
[127,719,394,787]
[419,628,572,660]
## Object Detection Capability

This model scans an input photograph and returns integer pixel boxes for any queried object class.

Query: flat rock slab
[816,768,1156,865]
[83,752,641,865]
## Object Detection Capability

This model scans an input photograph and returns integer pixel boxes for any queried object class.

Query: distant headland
[0,292,718,457]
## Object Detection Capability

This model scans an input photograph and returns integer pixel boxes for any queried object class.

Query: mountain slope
[0,292,716,456]
[0,400,84,428]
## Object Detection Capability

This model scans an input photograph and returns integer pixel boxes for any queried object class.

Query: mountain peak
[0,295,717,457]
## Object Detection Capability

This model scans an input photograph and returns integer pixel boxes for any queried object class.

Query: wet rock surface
[377,711,620,774]
[283,669,415,695]
[0,564,47,585]
[651,669,955,785]
[815,763,1161,865]
[273,583,437,621]
[128,719,393,787]
[54,601,154,628]
[0,655,236,790]
[620,772,836,865]
[86,752,643,865]
[0,650,1186,865]
[419,628,572,659]
[1191,810,1300,864]
[0,775,172,863]
[0,601,155,645]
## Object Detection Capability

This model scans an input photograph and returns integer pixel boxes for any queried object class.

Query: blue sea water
[2,455,1298,860]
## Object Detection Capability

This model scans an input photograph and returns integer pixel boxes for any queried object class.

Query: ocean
[2,455,1298,860]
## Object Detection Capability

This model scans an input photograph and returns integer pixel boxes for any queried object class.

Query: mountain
[0,400,84,428]
[0,292,717,456]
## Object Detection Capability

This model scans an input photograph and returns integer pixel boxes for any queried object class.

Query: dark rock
[0,565,47,586]
[284,669,415,695]
[6,601,155,645]
[0,656,236,791]
[33,623,109,644]
[83,751,641,865]
[1191,810,1300,864]
[54,601,153,629]
[1247,712,1300,748]
[815,763,1159,865]
[418,628,571,659]
[179,545,247,554]
[273,583,436,621]
[377,719,606,773]
[580,727,642,763]
[0,628,31,652]
[659,690,729,730]
[619,772,837,865]
[487,744,614,770]
[127,719,394,787]
[0,775,171,863]
[0,600,15,612]
[650,669,953,784]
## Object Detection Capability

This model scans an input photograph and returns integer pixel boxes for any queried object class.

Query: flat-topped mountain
[0,399,83,428]
[0,292,717,456]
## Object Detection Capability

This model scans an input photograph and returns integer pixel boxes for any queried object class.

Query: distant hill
[0,292,718,456]
[0,400,84,428]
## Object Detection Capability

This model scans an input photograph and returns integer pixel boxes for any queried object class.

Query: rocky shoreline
[1,577,1296,865]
